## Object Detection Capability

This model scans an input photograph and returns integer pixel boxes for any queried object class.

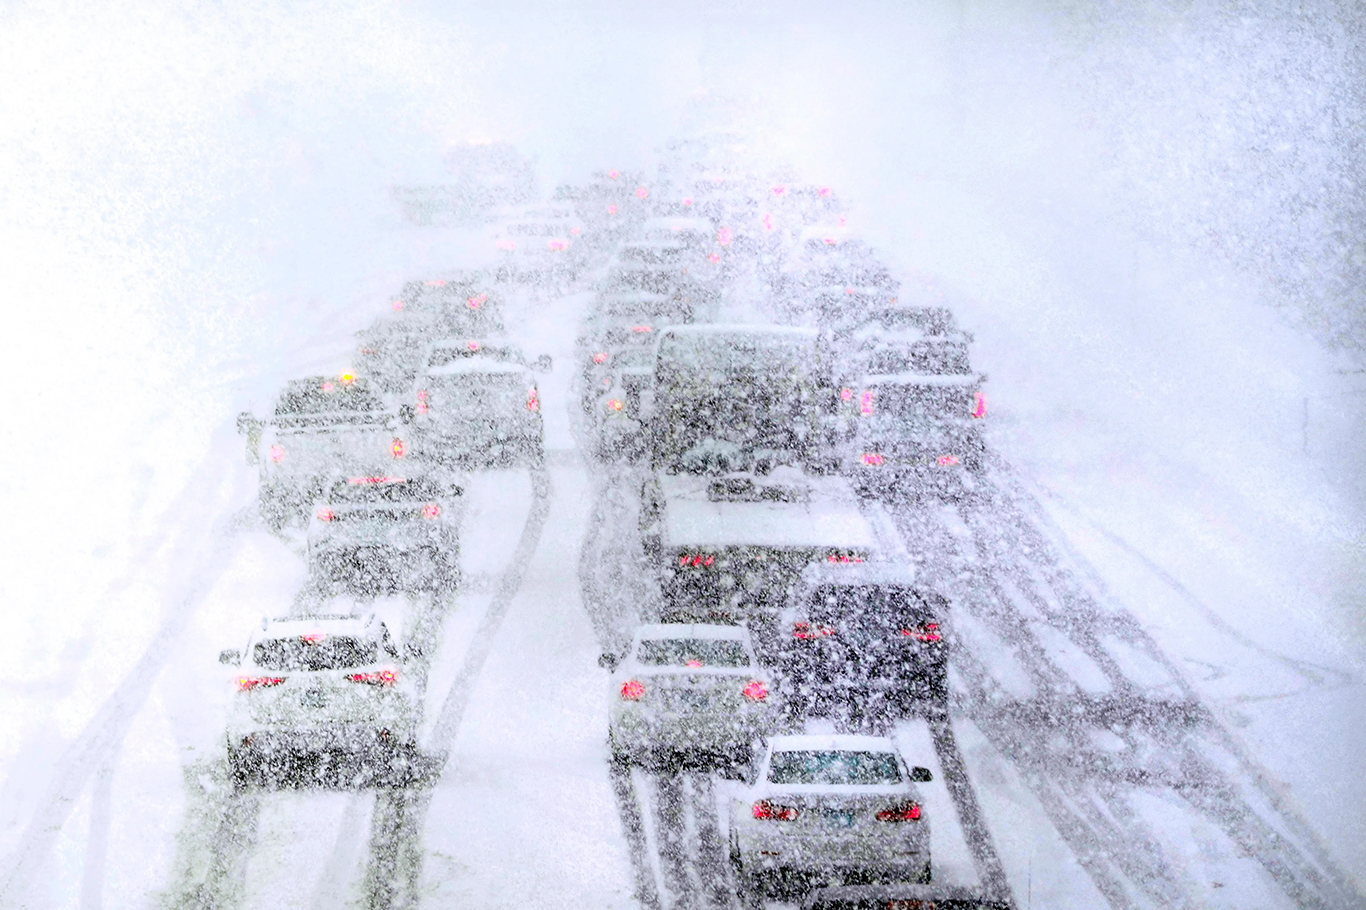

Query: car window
[275,382,385,416]
[809,585,930,633]
[253,635,379,671]
[767,750,903,785]
[428,343,518,367]
[635,639,751,668]
[327,478,443,503]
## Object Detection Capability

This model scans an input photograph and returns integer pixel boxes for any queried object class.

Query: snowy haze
[2,1,1364,907]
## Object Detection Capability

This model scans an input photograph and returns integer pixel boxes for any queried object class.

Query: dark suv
[778,563,948,722]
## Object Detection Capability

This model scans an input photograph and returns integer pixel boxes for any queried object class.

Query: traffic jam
[179,141,1353,910]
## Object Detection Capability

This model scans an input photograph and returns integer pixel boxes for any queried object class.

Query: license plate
[821,809,855,828]
[301,689,328,708]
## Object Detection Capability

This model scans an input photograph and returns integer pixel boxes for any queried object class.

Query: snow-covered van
[408,354,544,468]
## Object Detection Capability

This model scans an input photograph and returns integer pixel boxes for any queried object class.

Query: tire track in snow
[360,465,552,909]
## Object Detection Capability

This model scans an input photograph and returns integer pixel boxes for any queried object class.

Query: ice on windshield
[252,635,380,671]
[768,750,904,785]
[635,639,751,668]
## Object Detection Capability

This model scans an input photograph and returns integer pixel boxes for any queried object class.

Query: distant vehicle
[355,276,505,396]
[307,475,463,594]
[646,324,833,471]
[729,735,933,903]
[589,346,654,459]
[492,205,584,289]
[591,289,696,330]
[639,466,877,655]
[775,227,898,321]
[220,614,419,787]
[638,215,716,249]
[779,563,948,720]
[801,884,1009,910]
[602,623,777,770]
[408,353,544,468]
[239,375,407,529]
[836,315,987,489]
[575,321,660,416]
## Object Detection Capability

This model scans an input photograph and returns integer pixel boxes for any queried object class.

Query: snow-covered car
[604,623,777,768]
[590,346,654,459]
[729,735,933,900]
[409,355,545,468]
[306,475,463,593]
[219,614,419,786]
[239,375,408,529]
[779,563,949,719]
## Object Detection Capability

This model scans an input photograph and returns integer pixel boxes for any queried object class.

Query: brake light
[527,388,540,412]
[818,186,830,197]
[708,252,720,263]
[752,801,798,821]
[682,197,693,206]
[607,204,618,214]
[422,503,440,519]
[827,551,864,564]
[300,633,326,643]
[860,390,874,415]
[468,294,487,309]
[635,186,648,199]
[772,185,786,196]
[348,476,405,484]
[467,340,480,351]
[416,389,428,415]
[631,325,652,333]
[608,169,619,179]
[593,352,608,364]
[392,438,406,458]
[620,680,645,700]
[937,455,959,466]
[570,226,581,235]
[269,444,285,463]
[742,680,768,701]
[316,508,334,522]
[547,239,567,251]
[841,388,853,400]
[876,802,921,822]
[678,553,714,567]
[392,299,403,311]
[347,670,398,686]
[608,398,624,411]
[321,381,334,392]
[686,659,702,668]
[972,391,986,419]
[762,213,773,231]
[862,453,884,466]
[718,227,732,246]
[425,279,446,287]
[900,623,942,643]
[236,676,285,691]
[793,622,835,639]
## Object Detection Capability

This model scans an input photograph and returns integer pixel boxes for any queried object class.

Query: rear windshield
[868,341,971,376]
[768,750,903,785]
[275,381,385,416]
[327,478,444,503]
[808,585,932,633]
[427,343,520,368]
[253,635,378,671]
[865,383,974,420]
[636,639,751,668]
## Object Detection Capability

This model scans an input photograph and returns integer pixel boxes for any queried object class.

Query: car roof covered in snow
[862,371,980,387]
[768,734,900,753]
[658,323,817,340]
[633,623,749,642]
[262,615,378,636]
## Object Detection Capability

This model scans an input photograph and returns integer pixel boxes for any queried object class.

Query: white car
[220,614,419,786]
[605,624,778,768]
[729,735,932,900]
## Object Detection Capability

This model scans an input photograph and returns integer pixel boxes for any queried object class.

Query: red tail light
[841,388,853,401]
[608,398,624,411]
[972,391,986,419]
[392,438,406,458]
[937,455,959,466]
[899,623,942,643]
[236,676,285,691]
[793,622,835,640]
[269,444,285,463]
[527,388,540,412]
[752,801,798,821]
[860,390,874,416]
[631,325,652,333]
[876,802,922,822]
[316,508,334,522]
[862,452,884,466]
[593,352,609,364]
[620,680,645,700]
[467,340,480,352]
[678,553,714,567]
[346,670,398,686]
[468,294,487,309]
[742,680,768,701]
[417,389,428,415]
[422,503,440,519]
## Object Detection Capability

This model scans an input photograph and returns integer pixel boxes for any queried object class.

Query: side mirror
[398,404,415,425]
[532,354,553,373]
[909,766,933,782]
[598,653,619,671]
[219,649,241,666]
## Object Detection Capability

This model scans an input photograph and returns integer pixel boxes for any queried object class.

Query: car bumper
[609,706,771,755]
[734,826,929,879]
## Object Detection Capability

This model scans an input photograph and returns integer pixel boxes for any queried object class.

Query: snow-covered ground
[3,3,1364,909]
